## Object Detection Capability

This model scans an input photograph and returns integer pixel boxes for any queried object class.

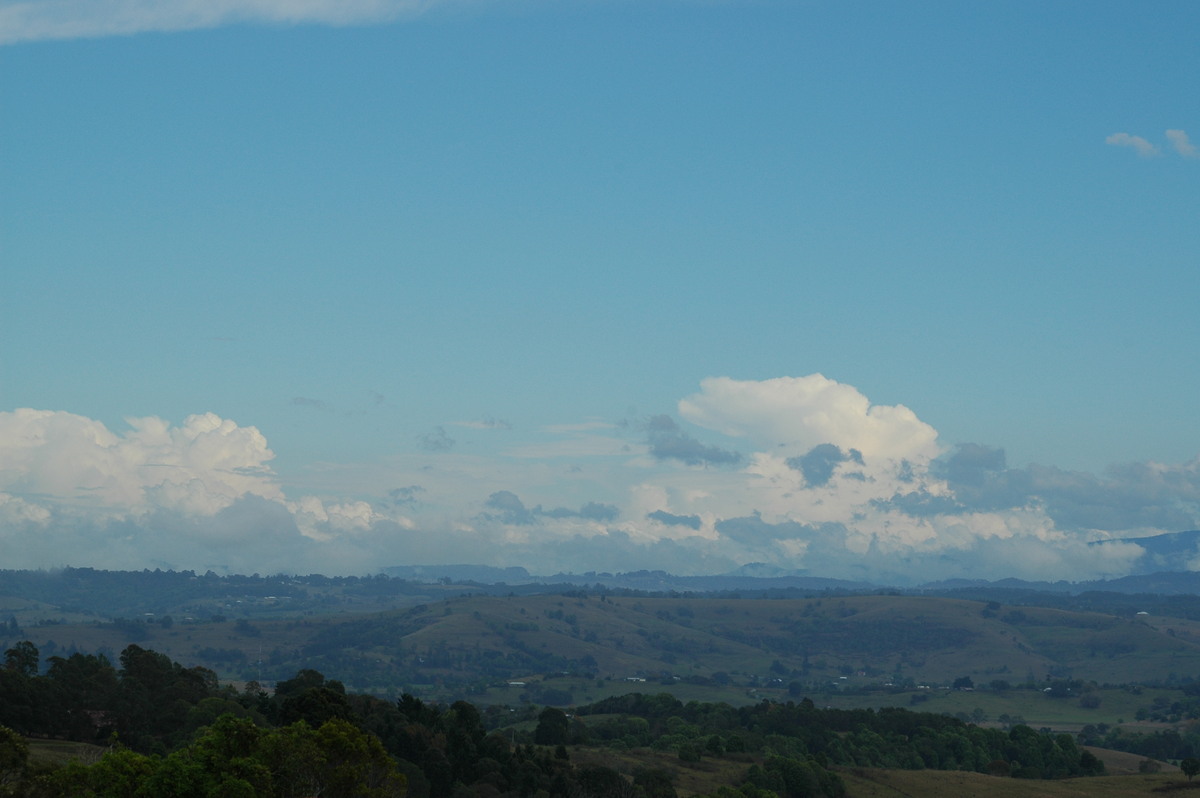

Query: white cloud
[289,495,382,539]
[0,0,439,45]
[0,409,281,516]
[281,375,1194,583]
[678,375,941,463]
[0,409,420,572]
[1166,129,1198,159]
[2,377,1198,584]
[1106,132,1160,157]
[0,492,51,524]
[597,375,1192,583]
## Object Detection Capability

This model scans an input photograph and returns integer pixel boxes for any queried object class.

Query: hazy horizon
[3,1,1198,584]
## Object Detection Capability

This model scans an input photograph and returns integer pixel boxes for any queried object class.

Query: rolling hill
[8,590,1200,700]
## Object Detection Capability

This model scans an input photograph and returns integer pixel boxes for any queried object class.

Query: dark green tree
[3,642,38,678]
[50,746,157,797]
[575,765,636,797]
[535,707,569,746]
[0,725,29,794]
[634,767,677,798]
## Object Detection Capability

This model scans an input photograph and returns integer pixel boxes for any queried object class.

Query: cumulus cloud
[857,442,1200,584]
[4,374,1200,584]
[707,510,1146,584]
[624,377,1199,582]
[1106,132,1160,157]
[786,443,865,487]
[288,495,379,539]
[644,414,742,467]
[899,443,1200,533]
[938,442,1007,487]
[0,409,281,516]
[647,509,701,529]
[1166,129,1198,159]
[483,490,537,525]
[1,495,319,574]
[0,0,444,45]
[481,490,618,526]
[542,501,620,522]
[0,409,416,573]
[679,375,940,463]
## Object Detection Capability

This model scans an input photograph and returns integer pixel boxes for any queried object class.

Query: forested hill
[7,566,1200,627]
[1,640,1110,796]
[8,565,1200,625]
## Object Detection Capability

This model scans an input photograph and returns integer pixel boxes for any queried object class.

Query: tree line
[3,640,1107,797]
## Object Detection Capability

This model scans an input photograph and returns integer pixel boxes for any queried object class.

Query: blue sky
[2,0,1198,582]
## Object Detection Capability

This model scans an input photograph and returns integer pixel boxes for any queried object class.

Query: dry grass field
[838,768,1199,797]
[567,745,1195,798]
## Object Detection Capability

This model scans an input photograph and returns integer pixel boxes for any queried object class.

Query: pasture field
[568,746,1193,798]
[812,685,1183,731]
[9,592,1200,726]
[837,768,1196,798]
[25,739,106,767]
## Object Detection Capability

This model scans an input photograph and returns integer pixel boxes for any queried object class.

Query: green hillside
[9,592,1200,706]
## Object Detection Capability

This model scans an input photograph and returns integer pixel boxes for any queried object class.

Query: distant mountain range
[382,563,877,594]
[384,530,1200,596]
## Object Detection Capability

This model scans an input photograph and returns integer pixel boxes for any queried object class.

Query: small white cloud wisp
[1166,129,1198,159]
[0,0,443,45]
[1106,132,1160,157]
[1107,129,1198,160]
